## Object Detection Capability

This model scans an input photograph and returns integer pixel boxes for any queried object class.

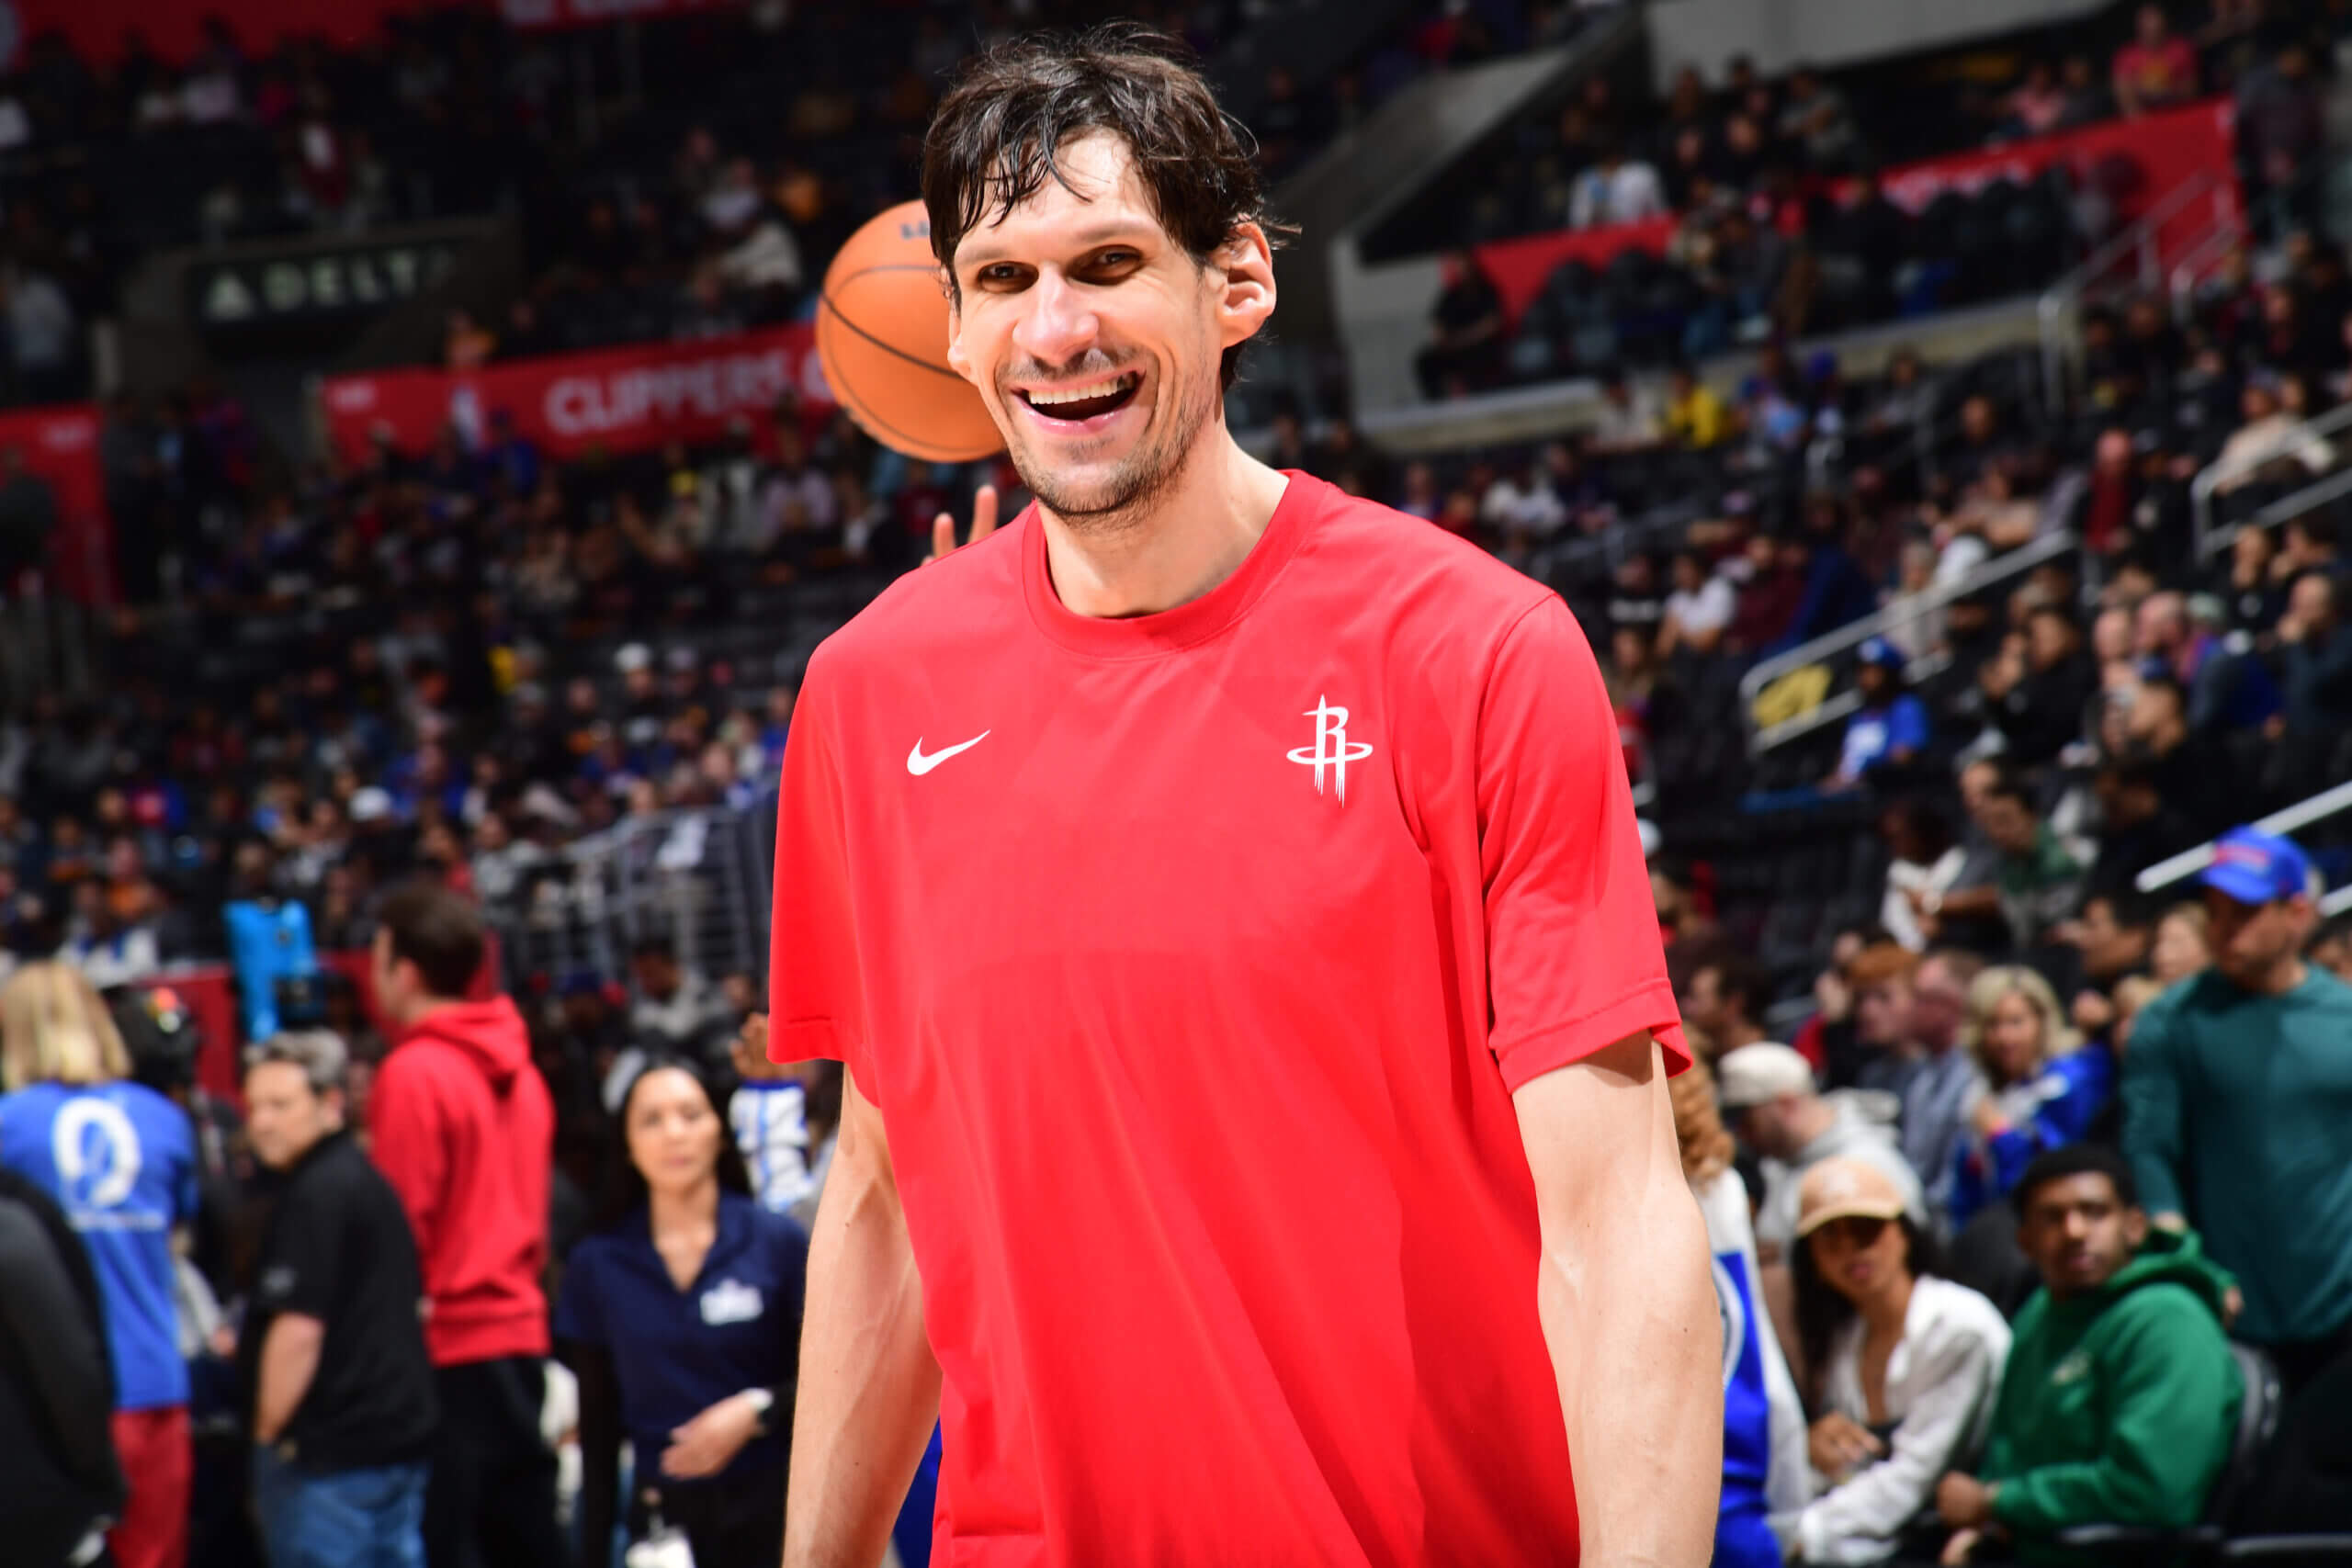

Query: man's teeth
[1028,375,1134,407]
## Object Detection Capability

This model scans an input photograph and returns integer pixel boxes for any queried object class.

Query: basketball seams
[815,311,976,464]
[820,271,967,384]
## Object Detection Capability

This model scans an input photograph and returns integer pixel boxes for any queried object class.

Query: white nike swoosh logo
[907,731,990,775]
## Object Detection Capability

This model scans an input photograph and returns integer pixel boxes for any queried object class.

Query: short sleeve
[1478,595,1688,1091]
[552,1240,608,1348]
[1889,696,1930,753]
[257,1179,344,1322]
[767,668,880,1104]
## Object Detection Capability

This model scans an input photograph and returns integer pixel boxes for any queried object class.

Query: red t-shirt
[769,473,1686,1564]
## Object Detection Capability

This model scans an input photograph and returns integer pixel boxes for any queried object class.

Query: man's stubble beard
[1010,349,1221,540]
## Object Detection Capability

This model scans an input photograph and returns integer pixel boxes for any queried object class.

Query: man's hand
[662,1390,764,1480]
[926,484,1000,564]
[2223,1284,2244,1328]
[1809,1412,1884,1478]
[1941,1527,1984,1565]
[1937,1472,1995,1529]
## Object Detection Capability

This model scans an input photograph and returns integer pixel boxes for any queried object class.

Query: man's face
[244,1061,341,1172]
[944,132,1272,530]
[1978,795,2037,854]
[1856,979,1913,1047]
[369,930,407,1018]
[2311,931,2352,984]
[1910,962,1966,1050]
[1681,966,1726,1036]
[2018,1171,2145,1298]
[1734,1099,1796,1161]
[2205,888,2312,988]
[2077,899,2148,979]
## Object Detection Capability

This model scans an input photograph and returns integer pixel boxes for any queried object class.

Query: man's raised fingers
[970,484,1000,543]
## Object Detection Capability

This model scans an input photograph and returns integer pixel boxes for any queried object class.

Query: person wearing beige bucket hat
[1781,1158,2010,1565]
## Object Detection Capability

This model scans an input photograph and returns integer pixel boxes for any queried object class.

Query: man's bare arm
[782,1069,943,1568]
[1514,1032,1721,1566]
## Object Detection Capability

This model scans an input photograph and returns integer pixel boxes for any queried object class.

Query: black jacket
[0,1169,126,1567]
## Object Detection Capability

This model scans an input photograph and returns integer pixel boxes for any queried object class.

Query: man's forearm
[1539,1174,1722,1564]
[783,1111,944,1568]
[255,1314,324,1444]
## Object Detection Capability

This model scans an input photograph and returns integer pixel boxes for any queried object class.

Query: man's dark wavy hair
[920,23,1293,390]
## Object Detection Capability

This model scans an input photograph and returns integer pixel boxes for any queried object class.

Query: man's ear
[1212,223,1276,354]
[942,268,974,385]
[2122,1205,2150,1250]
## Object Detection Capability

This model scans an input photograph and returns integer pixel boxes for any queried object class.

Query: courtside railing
[2036,170,2237,414]
[1737,529,2078,757]
[2192,403,2352,562]
[2136,778,2352,915]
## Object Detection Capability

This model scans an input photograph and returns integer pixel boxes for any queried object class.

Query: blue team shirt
[1838,694,1929,782]
[555,1191,808,1483]
[0,1080,198,1409]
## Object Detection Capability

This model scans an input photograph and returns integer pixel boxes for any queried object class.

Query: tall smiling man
[770,28,1719,1566]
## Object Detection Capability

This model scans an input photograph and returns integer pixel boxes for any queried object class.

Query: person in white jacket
[1674,1062,1810,1567]
[1781,1158,2010,1564]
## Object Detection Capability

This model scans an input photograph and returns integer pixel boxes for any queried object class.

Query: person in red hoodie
[368,880,570,1568]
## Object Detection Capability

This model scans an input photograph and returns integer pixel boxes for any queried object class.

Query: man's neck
[2242,957,2309,998]
[1038,434,1290,620]
[394,994,468,1032]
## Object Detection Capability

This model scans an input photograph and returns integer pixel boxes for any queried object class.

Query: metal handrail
[2189,402,2352,561]
[1737,528,2079,756]
[2037,170,2233,412]
[2166,215,2246,322]
[2136,778,2352,895]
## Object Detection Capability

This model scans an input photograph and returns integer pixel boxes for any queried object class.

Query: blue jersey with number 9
[0,1079,199,1410]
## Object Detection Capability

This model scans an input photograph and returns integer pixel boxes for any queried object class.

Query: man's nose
[1012,270,1098,371]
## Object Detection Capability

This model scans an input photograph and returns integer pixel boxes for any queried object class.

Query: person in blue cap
[1826,636,1930,793]
[2120,825,2352,1400]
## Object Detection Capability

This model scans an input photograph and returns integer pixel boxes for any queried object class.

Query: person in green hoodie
[1932,1144,2241,1566]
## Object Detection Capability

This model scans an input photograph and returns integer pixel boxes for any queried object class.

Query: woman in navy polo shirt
[556,1057,808,1568]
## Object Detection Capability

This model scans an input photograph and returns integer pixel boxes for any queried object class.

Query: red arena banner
[0,404,112,605]
[1472,98,2238,326]
[320,322,835,463]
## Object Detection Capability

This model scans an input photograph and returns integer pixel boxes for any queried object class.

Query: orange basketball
[816,200,1004,464]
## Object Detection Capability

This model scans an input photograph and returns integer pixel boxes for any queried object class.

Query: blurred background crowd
[0,0,2348,1564]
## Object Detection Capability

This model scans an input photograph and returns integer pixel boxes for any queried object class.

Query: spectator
[1991,605,2095,769]
[2110,5,2199,118]
[1960,773,2083,953]
[1786,1157,2011,1565]
[1826,638,1928,793]
[366,881,568,1568]
[2151,900,2214,987]
[556,1056,806,1568]
[1415,250,1505,400]
[2123,828,2352,1398]
[1946,967,2114,1233]
[1997,60,2069,140]
[1679,950,1772,1058]
[0,1165,125,1568]
[1933,1145,2241,1564]
[1664,362,1729,449]
[1658,546,1736,657]
[725,1013,816,1214]
[2237,46,2324,237]
[1567,141,1667,231]
[1671,1058,1808,1568]
[2309,911,2352,986]
[1882,799,1967,954]
[241,1031,437,1568]
[0,962,197,1568]
[2276,570,2352,739]
[1717,1043,1927,1264]
[628,934,735,1061]
[1777,66,1858,173]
